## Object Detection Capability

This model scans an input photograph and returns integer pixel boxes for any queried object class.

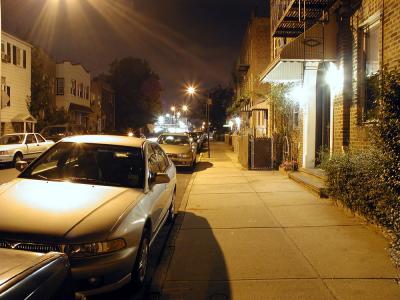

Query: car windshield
[158,135,189,145]
[0,134,25,145]
[20,142,144,188]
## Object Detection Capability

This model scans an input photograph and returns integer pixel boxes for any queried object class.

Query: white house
[55,61,92,129]
[0,31,35,134]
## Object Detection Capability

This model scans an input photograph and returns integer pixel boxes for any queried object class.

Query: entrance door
[315,63,331,165]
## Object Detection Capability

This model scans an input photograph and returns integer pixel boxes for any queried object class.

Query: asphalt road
[0,164,193,300]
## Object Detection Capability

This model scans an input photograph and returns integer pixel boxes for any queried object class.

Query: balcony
[271,0,335,37]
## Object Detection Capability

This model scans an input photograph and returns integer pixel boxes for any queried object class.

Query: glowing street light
[170,106,176,112]
[186,86,197,96]
[182,105,188,112]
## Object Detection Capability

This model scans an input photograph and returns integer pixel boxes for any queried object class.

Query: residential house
[235,9,271,137]
[0,31,35,134]
[89,77,115,133]
[55,61,92,129]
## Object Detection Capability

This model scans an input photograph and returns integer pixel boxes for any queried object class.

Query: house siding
[0,31,32,134]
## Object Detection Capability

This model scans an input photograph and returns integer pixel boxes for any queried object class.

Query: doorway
[315,63,331,165]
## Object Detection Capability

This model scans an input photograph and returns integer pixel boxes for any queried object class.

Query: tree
[107,57,162,131]
[29,48,68,130]
[206,85,234,132]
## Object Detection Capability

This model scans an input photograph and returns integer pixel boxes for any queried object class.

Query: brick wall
[333,0,399,153]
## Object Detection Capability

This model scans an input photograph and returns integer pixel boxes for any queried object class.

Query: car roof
[159,133,189,136]
[61,135,146,148]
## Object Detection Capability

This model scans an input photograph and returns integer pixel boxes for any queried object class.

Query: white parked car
[0,133,54,164]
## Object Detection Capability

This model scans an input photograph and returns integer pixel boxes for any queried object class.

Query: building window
[12,45,24,68]
[360,20,381,121]
[71,79,77,96]
[78,83,83,98]
[86,86,89,99]
[56,78,65,95]
[1,77,11,107]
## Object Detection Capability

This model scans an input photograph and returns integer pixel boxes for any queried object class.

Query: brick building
[260,0,397,169]
[89,77,115,133]
[234,9,271,137]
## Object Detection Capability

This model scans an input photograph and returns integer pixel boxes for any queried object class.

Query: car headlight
[66,238,126,257]
[178,153,191,158]
[0,150,8,155]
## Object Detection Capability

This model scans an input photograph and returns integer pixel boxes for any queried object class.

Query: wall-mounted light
[326,62,344,97]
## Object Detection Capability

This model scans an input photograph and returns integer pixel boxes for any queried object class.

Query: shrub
[321,147,395,222]
[322,69,400,270]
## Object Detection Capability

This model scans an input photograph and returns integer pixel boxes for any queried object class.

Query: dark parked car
[0,248,83,300]
[40,124,85,142]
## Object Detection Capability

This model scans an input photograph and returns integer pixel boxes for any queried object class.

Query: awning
[252,100,269,110]
[11,113,37,123]
[261,16,337,83]
[69,103,93,114]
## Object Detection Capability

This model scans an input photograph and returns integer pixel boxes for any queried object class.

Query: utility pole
[206,98,212,158]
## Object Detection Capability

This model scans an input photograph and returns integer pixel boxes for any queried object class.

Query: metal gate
[250,136,273,170]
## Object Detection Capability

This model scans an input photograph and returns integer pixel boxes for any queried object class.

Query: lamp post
[186,85,211,158]
[182,105,188,127]
[170,106,176,125]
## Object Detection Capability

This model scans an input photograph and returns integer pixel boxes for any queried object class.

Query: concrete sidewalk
[152,142,400,300]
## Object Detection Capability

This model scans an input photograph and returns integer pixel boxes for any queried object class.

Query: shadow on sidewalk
[161,212,231,299]
[194,162,213,172]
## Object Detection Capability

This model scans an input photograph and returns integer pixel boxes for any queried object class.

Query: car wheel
[13,153,23,165]
[132,229,150,288]
[167,191,176,224]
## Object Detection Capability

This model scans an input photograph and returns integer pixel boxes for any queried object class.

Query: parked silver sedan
[0,135,177,296]
[157,133,197,168]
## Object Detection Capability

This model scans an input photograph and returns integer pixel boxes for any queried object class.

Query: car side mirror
[15,161,28,172]
[154,173,170,184]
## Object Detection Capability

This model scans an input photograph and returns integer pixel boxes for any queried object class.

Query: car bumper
[71,245,138,295]
[169,157,193,167]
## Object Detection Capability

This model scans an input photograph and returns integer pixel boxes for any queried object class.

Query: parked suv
[40,124,84,142]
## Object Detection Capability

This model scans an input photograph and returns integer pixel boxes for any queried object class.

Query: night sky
[2,0,267,108]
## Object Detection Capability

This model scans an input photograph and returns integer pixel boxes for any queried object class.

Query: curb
[147,167,197,299]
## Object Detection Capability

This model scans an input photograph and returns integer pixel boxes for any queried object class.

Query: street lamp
[185,85,212,158]
[170,106,176,124]
[186,86,197,96]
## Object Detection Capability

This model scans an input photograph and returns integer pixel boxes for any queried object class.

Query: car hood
[159,144,191,154]
[0,179,143,243]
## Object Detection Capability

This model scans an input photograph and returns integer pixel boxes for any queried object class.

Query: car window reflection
[20,142,144,188]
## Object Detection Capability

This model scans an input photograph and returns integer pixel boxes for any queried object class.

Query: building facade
[260,0,397,169]
[89,77,115,133]
[55,61,92,129]
[0,31,35,134]
[234,10,272,137]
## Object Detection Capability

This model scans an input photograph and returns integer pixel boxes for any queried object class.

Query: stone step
[299,167,327,180]
[289,170,328,198]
